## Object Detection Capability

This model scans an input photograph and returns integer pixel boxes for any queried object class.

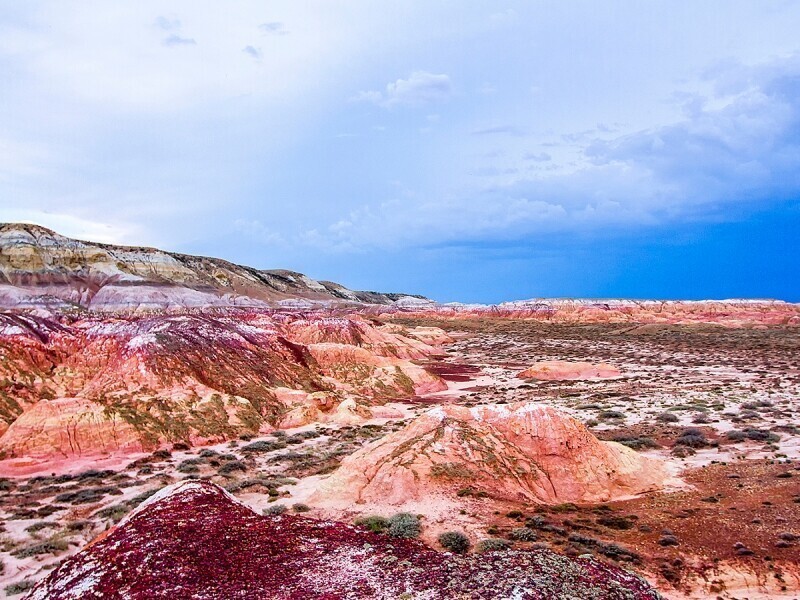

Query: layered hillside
[0,311,447,467]
[0,223,424,311]
[28,480,661,599]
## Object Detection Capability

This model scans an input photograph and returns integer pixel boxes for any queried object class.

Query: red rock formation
[28,480,661,599]
[0,311,447,465]
[519,360,622,380]
[313,402,666,510]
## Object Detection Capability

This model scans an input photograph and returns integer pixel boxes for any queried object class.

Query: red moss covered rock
[28,480,661,599]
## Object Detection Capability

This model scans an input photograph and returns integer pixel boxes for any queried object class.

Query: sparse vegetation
[438,531,470,554]
[387,513,421,538]
[354,515,389,533]
[476,538,511,553]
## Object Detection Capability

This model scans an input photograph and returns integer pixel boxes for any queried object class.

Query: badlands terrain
[0,223,798,599]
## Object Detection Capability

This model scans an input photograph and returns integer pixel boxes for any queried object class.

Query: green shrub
[354,515,389,533]
[509,526,537,541]
[476,538,511,553]
[292,503,311,513]
[438,531,470,554]
[387,513,421,538]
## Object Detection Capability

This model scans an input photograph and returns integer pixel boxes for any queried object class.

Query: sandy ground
[1,320,798,599]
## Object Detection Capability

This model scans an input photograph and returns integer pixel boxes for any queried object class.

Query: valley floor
[1,318,799,599]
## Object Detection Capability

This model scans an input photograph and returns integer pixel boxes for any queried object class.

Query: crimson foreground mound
[28,480,660,600]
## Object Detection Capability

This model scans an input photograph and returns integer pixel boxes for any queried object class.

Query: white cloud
[0,210,138,244]
[353,71,452,108]
[288,54,800,252]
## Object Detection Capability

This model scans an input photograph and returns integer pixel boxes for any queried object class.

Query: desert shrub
[584,419,599,428]
[354,515,389,533]
[509,527,537,541]
[128,488,160,507]
[95,504,131,522]
[596,515,636,530]
[5,580,35,596]
[75,469,114,481]
[549,503,578,513]
[476,538,511,553]
[692,414,712,424]
[241,440,286,454]
[12,538,68,558]
[726,428,780,443]
[656,412,679,423]
[612,436,659,450]
[598,410,625,420]
[150,449,171,460]
[177,461,200,474]
[55,486,122,505]
[525,515,547,529]
[674,428,709,448]
[65,520,92,532]
[218,460,247,475]
[263,504,287,515]
[292,503,311,513]
[24,521,60,534]
[387,513,421,538]
[199,448,219,458]
[438,531,470,554]
[172,442,191,451]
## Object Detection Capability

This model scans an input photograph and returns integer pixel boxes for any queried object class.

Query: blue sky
[1,1,799,302]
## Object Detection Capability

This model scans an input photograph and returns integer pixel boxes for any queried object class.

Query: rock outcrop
[28,480,661,600]
[313,402,666,510]
[374,298,800,326]
[0,222,427,311]
[0,311,447,465]
[519,361,622,380]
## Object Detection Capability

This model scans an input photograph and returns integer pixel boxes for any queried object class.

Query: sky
[1,1,800,303]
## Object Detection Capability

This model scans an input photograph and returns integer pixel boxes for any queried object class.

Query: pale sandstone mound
[29,480,661,600]
[519,360,622,380]
[313,402,666,509]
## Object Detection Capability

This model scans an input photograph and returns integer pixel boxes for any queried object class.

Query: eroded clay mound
[519,360,622,380]
[314,402,666,508]
[28,480,660,600]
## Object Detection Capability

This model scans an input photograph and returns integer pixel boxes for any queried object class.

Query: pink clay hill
[313,402,667,510]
